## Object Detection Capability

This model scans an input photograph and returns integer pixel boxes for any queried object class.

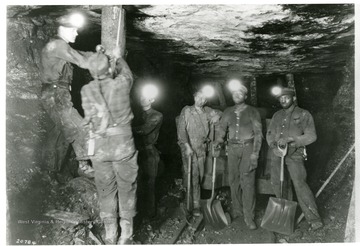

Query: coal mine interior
[6,4,355,245]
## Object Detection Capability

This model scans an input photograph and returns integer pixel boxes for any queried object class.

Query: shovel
[200,124,230,230]
[200,154,230,230]
[261,143,298,235]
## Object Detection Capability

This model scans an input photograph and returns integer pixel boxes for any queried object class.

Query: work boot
[119,217,134,245]
[230,208,243,220]
[244,218,257,230]
[118,236,136,245]
[104,217,118,245]
[310,221,324,231]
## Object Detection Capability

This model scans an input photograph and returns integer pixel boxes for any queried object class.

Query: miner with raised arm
[40,12,96,181]
[81,47,138,244]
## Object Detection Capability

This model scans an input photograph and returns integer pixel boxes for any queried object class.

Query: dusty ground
[8,164,352,245]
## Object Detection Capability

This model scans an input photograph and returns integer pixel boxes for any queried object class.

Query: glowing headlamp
[201,85,215,98]
[142,84,159,100]
[271,86,282,97]
[68,13,85,28]
[228,79,242,92]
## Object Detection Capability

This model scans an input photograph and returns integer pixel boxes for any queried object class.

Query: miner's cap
[277,88,295,98]
[87,53,110,79]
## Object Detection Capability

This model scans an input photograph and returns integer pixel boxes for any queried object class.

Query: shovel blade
[261,197,298,235]
[201,199,230,230]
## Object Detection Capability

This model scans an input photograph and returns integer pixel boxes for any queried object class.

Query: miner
[133,84,163,218]
[177,86,221,217]
[40,12,95,181]
[214,80,262,230]
[80,47,138,244]
[266,87,323,231]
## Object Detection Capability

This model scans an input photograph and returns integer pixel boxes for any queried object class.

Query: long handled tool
[261,143,298,235]
[187,155,192,214]
[296,143,355,224]
[200,124,230,230]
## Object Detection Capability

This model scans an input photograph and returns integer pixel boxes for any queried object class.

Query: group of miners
[40,12,323,245]
[177,82,323,232]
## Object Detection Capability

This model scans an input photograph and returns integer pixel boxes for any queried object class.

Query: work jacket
[133,108,163,148]
[41,36,92,86]
[266,104,317,150]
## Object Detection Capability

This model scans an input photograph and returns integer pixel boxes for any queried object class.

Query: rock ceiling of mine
[7,4,355,77]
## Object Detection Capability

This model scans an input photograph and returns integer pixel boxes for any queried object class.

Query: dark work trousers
[227,143,256,221]
[270,148,321,224]
[138,145,160,216]
[41,86,88,171]
[183,150,206,210]
[91,134,138,220]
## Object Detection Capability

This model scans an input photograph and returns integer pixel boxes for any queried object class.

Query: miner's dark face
[194,92,207,107]
[140,95,154,108]
[232,90,247,104]
[279,94,294,109]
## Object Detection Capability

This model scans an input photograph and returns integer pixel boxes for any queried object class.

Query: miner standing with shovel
[266,87,323,231]
[213,80,262,230]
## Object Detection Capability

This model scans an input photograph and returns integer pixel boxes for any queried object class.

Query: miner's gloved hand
[212,140,222,150]
[209,112,221,124]
[249,153,259,171]
[277,137,294,148]
[212,144,221,158]
[95,44,106,54]
[185,144,194,157]
[272,147,284,157]
[106,46,121,60]
[277,138,288,148]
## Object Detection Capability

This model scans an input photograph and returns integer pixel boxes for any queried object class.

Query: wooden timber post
[214,81,227,109]
[248,76,257,106]
[286,73,296,96]
[286,73,298,105]
[101,6,126,57]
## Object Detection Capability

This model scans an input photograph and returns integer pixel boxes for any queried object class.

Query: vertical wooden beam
[249,76,257,106]
[101,6,126,57]
[286,73,298,105]
[286,73,296,96]
[214,81,227,109]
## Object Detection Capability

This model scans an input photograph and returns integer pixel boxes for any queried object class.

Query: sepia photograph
[6,2,356,245]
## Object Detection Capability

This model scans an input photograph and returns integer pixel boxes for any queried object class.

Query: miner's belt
[228,138,254,147]
[42,82,69,90]
[93,125,132,138]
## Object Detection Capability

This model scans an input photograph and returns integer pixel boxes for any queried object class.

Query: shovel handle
[296,143,355,224]
[279,143,288,198]
[211,157,217,200]
[187,155,192,211]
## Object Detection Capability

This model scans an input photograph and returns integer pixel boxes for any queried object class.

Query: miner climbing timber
[81,46,138,245]
[40,12,96,182]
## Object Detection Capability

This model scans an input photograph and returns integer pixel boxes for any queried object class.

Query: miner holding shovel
[266,87,323,231]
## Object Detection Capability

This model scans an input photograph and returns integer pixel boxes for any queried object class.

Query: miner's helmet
[56,12,85,28]
[228,79,248,95]
[88,53,111,80]
[276,87,295,98]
